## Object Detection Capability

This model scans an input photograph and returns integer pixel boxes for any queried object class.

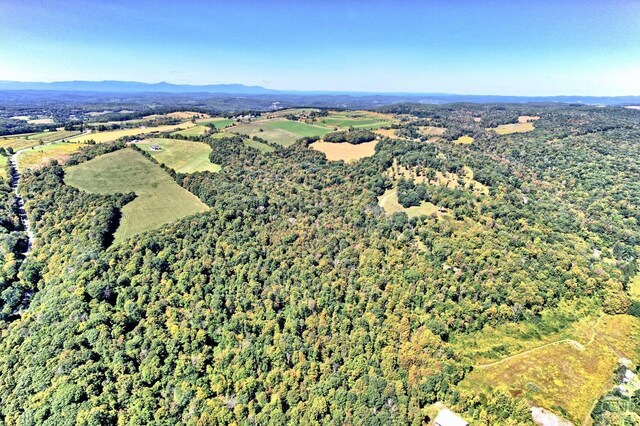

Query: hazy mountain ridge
[1,80,639,105]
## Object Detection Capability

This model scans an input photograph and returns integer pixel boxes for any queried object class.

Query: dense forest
[0,104,638,424]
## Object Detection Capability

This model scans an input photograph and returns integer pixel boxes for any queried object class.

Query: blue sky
[1,0,639,95]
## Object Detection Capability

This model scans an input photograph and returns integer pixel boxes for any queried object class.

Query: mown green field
[195,118,234,128]
[244,138,275,153]
[231,119,331,147]
[320,111,395,129]
[172,126,209,137]
[65,148,208,242]
[137,138,220,173]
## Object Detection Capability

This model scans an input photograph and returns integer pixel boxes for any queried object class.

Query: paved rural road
[9,150,34,257]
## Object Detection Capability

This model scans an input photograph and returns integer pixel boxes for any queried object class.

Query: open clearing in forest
[519,115,541,122]
[18,142,87,172]
[137,138,220,173]
[68,121,197,143]
[65,148,207,242]
[387,161,489,196]
[377,188,440,218]
[456,312,640,424]
[454,135,474,144]
[311,140,378,162]
[492,122,535,135]
[418,126,447,136]
[375,128,398,138]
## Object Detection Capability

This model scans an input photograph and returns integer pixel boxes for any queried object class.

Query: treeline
[323,129,377,144]
[0,163,28,319]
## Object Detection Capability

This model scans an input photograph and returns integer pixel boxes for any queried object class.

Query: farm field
[377,188,440,218]
[0,155,7,178]
[456,309,640,424]
[145,111,209,120]
[17,142,87,172]
[244,138,275,153]
[172,125,209,137]
[68,122,196,143]
[0,138,42,152]
[0,130,82,154]
[310,140,378,162]
[319,111,395,129]
[195,117,234,128]
[65,148,208,241]
[492,121,535,135]
[268,108,320,117]
[231,119,331,147]
[137,138,220,173]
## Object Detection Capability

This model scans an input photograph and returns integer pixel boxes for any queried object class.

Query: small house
[149,145,161,151]
[434,408,468,426]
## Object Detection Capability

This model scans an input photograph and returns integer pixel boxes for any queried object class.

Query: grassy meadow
[319,111,395,129]
[418,126,447,136]
[454,135,474,144]
[229,111,397,147]
[171,126,209,137]
[454,302,640,424]
[17,142,87,172]
[377,188,440,218]
[195,117,234,128]
[492,121,535,135]
[244,138,276,153]
[65,148,208,241]
[0,130,81,153]
[137,138,220,173]
[231,119,331,147]
[310,140,378,162]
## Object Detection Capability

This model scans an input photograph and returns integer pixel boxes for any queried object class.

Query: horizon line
[1,79,640,98]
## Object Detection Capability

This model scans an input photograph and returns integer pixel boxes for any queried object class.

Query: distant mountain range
[0,80,278,95]
[0,80,639,105]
